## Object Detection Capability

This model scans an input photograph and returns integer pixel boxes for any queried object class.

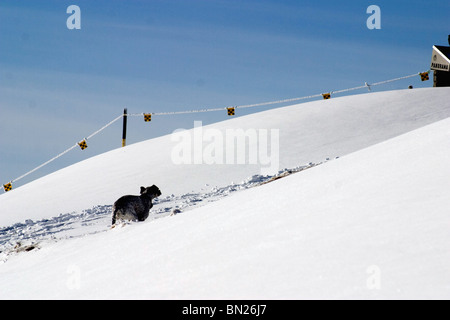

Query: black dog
[112,185,161,225]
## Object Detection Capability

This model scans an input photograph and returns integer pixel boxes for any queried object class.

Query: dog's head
[140,185,161,200]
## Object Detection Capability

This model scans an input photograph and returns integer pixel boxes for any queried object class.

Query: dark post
[122,108,127,147]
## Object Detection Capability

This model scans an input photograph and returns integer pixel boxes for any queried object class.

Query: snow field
[0,88,450,299]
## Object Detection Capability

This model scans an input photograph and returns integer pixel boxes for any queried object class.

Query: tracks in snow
[0,162,324,263]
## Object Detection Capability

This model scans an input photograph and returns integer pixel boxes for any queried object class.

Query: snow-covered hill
[1,88,450,226]
[0,88,450,299]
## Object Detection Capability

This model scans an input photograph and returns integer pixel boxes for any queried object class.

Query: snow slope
[1,88,450,227]
[1,113,450,299]
[0,87,450,299]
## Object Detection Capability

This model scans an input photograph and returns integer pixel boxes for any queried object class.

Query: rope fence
[2,114,124,191]
[2,70,431,193]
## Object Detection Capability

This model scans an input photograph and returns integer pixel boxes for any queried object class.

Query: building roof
[435,46,450,60]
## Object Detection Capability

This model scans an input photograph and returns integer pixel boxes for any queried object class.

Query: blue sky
[0,0,449,188]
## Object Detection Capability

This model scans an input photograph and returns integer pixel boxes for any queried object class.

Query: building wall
[434,70,450,87]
